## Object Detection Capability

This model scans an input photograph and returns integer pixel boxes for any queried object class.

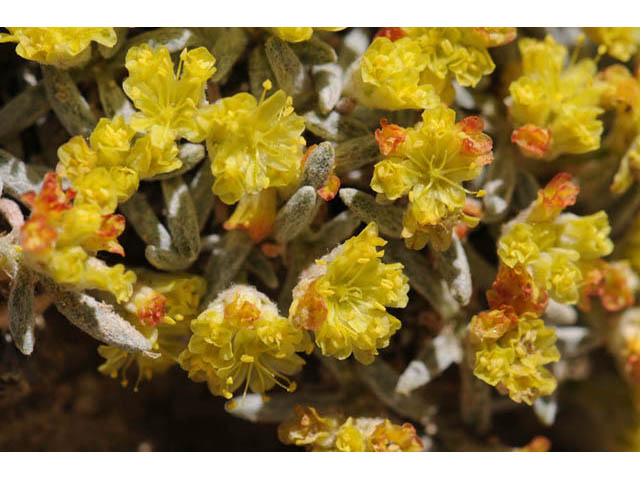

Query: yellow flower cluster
[123,44,216,167]
[98,272,207,389]
[470,309,560,405]
[270,27,345,43]
[470,263,559,405]
[0,27,116,68]
[352,27,515,110]
[20,173,135,302]
[508,35,607,160]
[278,405,423,452]
[498,173,615,306]
[371,106,493,251]
[585,27,640,62]
[202,81,306,205]
[56,44,219,214]
[179,285,312,399]
[289,223,409,364]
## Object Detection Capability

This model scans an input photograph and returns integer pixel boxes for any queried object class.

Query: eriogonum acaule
[584,27,640,62]
[179,285,312,399]
[202,81,306,205]
[123,44,216,167]
[470,309,560,405]
[288,222,409,364]
[269,27,345,43]
[19,173,135,303]
[370,106,493,251]
[278,405,423,452]
[349,27,515,110]
[0,27,116,68]
[470,264,559,405]
[498,173,617,306]
[508,35,607,160]
[98,271,207,389]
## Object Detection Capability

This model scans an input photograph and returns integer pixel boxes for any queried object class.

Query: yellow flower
[289,222,409,364]
[123,44,216,161]
[371,107,493,251]
[270,27,345,43]
[470,310,560,405]
[353,36,445,110]
[98,272,206,389]
[497,173,614,306]
[508,35,606,160]
[0,27,116,68]
[585,27,640,61]
[406,27,515,87]
[351,27,515,110]
[179,285,312,399]
[57,115,187,213]
[137,271,207,322]
[203,82,306,204]
[278,405,423,452]
[19,173,135,303]
[223,188,277,243]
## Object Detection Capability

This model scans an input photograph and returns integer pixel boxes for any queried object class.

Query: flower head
[352,36,446,110]
[585,27,640,61]
[179,285,312,399]
[278,405,422,452]
[371,106,493,251]
[498,173,614,306]
[470,310,560,405]
[289,223,409,364]
[203,82,306,204]
[20,173,135,303]
[56,116,183,214]
[508,35,606,160]
[98,272,206,389]
[123,44,216,160]
[0,27,116,68]
[350,27,515,110]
